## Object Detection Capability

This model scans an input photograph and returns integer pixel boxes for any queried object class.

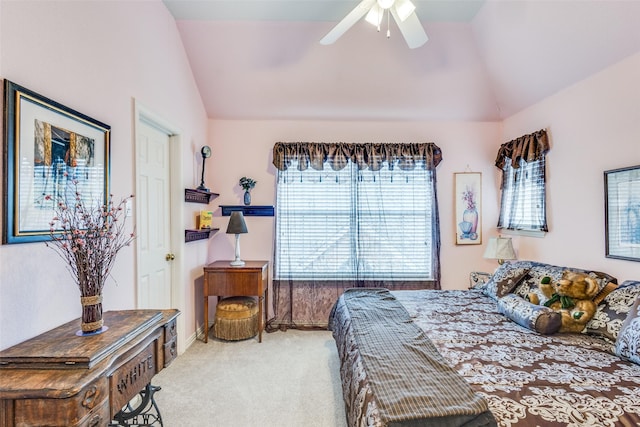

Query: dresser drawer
[78,399,110,427]
[164,318,177,342]
[14,377,108,427]
[163,338,177,367]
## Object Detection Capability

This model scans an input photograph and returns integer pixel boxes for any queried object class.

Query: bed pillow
[615,297,640,365]
[469,271,492,291]
[586,280,640,343]
[498,294,562,335]
[483,263,531,300]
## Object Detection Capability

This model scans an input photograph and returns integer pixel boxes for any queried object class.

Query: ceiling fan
[320,0,428,49]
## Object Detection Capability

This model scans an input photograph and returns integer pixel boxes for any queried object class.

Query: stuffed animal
[528,271,600,333]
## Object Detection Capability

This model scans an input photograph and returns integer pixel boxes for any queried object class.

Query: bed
[328,261,640,427]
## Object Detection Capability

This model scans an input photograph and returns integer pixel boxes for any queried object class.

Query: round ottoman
[213,296,259,341]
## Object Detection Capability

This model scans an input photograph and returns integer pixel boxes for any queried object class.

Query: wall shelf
[185,228,219,243]
[184,188,219,204]
[220,205,274,217]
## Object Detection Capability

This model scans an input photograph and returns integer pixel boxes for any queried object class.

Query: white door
[136,119,173,309]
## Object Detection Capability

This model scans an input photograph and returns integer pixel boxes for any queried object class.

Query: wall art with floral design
[455,172,482,245]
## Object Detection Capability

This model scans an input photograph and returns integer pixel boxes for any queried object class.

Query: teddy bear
[528,271,600,333]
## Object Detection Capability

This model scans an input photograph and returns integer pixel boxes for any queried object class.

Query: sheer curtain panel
[268,142,442,330]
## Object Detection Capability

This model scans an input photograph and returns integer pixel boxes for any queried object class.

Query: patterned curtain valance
[495,129,549,169]
[272,142,443,172]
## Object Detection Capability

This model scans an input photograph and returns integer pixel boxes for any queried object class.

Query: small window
[498,157,547,232]
[495,130,549,234]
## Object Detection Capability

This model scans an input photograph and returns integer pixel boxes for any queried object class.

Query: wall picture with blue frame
[2,80,110,244]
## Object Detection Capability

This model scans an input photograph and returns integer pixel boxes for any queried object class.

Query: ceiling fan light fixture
[365,4,384,27]
[394,0,416,22]
[377,0,395,10]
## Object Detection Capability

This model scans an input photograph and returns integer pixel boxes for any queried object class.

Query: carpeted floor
[153,329,348,427]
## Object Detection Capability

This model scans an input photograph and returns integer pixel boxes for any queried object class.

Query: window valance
[273,142,442,172]
[495,129,549,169]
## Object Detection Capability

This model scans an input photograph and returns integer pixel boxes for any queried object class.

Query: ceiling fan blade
[320,0,376,45]
[390,8,428,49]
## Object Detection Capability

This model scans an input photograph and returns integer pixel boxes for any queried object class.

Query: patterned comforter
[329,288,640,427]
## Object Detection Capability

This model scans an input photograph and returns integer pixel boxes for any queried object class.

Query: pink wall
[502,52,640,284]
[206,120,503,296]
[206,53,640,299]
[1,1,638,352]
[0,1,208,350]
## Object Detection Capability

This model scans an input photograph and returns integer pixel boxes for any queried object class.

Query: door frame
[133,100,185,341]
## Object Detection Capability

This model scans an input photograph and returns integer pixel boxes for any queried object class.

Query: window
[496,129,549,234]
[275,161,437,281]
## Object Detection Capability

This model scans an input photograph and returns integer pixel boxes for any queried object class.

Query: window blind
[498,157,548,231]
[275,162,434,280]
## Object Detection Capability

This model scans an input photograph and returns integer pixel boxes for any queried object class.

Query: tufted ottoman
[213,296,259,341]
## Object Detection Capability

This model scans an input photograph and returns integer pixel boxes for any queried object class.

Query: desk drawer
[14,377,108,427]
[163,338,177,367]
[207,271,263,295]
[164,318,177,342]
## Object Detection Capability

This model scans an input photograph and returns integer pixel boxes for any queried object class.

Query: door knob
[165,253,175,261]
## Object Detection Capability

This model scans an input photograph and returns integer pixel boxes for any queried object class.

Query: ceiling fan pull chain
[386,9,390,38]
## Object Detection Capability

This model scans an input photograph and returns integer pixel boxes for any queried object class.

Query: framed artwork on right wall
[604,165,640,262]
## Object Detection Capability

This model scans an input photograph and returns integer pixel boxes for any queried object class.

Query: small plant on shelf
[239,177,257,191]
[239,177,257,206]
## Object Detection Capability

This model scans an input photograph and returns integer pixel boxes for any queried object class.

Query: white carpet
[153,329,348,427]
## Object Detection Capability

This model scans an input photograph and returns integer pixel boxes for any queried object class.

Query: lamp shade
[226,211,248,234]
[483,237,516,263]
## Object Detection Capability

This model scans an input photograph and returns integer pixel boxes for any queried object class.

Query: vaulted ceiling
[162,0,640,121]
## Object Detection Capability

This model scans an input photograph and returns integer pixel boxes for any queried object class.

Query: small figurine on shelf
[197,146,212,192]
[239,176,256,206]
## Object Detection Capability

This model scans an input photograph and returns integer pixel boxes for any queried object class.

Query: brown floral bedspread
[329,289,640,427]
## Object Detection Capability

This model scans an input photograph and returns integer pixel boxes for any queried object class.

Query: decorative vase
[80,294,104,334]
[462,208,478,239]
[243,190,251,206]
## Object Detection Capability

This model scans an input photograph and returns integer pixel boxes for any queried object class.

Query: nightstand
[202,260,269,343]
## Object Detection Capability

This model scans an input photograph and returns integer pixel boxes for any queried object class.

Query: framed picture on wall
[455,172,482,245]
[2,80,111,244]
[605,165,640,262]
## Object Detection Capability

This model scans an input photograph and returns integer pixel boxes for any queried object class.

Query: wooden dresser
[0,309,179,427]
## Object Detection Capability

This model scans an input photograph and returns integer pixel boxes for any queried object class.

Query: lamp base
[230,259,245,266]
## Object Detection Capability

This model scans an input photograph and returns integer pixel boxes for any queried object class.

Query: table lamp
[483,237,516,265]
[226,211,248,266]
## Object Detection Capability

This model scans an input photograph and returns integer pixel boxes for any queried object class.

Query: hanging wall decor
[2,80,111,244]
[605,165,640,262]
[455,172,482,245]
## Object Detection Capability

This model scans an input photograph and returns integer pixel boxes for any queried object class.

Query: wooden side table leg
[258,295,264,343]
[264,287,269,332]
[204,295,209,343]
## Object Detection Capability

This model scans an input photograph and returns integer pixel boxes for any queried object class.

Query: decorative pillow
[615,297,640,365]
[483,263,531,300]
[469,271,492,290]
[498,294,562,335]
[586,280,640,343]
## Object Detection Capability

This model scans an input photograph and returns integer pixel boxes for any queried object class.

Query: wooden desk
[203,260,269,343]
[0,309,179,427]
